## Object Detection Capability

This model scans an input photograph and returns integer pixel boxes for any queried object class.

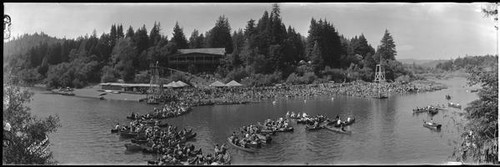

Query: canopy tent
[209,81,226,87]
[165,81,177,88]
[225,80,243,87]
[176,81,189,87]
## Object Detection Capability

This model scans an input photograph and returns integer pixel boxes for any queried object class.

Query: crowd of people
[150,80,448,108]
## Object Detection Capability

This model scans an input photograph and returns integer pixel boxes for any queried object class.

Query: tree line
[4,4,411,88]
[435,55,498,71]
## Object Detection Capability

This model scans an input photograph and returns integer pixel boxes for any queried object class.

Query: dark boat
[373,94,388,99]
[111,129,119,133]
[227,137,257,153]
[120,131,138,138]
[275,126,294,132]
[247,140,262,148]
[305,125,323,131]
[99,96,105,100]
[255,133,272,144]
[423,121,442,130]
[131,138,149,144]
[325,125,352,135]
[125,143,145,152]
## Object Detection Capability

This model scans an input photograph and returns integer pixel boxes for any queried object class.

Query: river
[27,77,479,164]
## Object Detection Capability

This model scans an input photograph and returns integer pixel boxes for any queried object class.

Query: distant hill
[3,32,63,63]
[397,58,449,68]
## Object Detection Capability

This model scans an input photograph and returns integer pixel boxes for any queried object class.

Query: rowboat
[110,129,119,133]
[255,133,272,144]
[325,125,352,135]
[227,137,257,153]
[120,131,138,138]
[305,125,323,131]
[125,143,145,152]
[275,126,294,132]
[423,121,442,131]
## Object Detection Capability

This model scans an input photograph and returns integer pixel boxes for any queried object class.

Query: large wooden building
[167,48,226,73]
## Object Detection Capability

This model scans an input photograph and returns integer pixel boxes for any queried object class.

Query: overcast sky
[4,3,498,60]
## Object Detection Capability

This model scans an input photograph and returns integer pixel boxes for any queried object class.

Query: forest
[4,4,413,88]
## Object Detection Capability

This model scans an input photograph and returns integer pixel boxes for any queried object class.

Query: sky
[4,3,498,60]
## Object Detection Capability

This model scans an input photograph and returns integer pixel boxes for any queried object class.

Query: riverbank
[71,85,146,101]
[54,78,447,106]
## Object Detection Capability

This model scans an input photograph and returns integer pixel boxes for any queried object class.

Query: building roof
[177,48,226,55]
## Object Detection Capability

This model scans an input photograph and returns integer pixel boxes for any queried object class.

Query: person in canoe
[114,123,120,130]
[313,120,319,128]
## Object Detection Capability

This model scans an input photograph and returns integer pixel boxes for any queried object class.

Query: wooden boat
[110,128,119,133]
[325,125,352,135]
[256,133,272,144]
[423,121,442,130]
[131,138,149,144]
[305,125,323,131]
[227,137,257,153]
[247,140,262,148]
[125,143,144,152]
[342,118,355,126]
[120,131,138,138]
[275,126,294,132]
[222,152,231,165]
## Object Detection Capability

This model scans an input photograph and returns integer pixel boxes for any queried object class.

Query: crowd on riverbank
[154,80,447,106]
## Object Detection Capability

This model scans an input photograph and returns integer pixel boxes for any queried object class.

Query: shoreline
[38,78,449,106]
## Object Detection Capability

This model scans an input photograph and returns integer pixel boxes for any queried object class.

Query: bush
[101,65,117,83]
[321,67,347,83]
[134,71,150,83]
[395,75,410,84]
[241,71,282,87]
[225,67,248,83]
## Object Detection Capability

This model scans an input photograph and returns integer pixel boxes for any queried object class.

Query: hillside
[3,32,63,62]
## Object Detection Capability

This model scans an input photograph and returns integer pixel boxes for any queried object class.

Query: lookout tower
[373,59,386,83]
[147,61,161,104]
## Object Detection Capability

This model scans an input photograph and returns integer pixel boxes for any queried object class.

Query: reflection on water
[28,77,478,164]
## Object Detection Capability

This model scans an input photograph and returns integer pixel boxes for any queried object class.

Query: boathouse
[167,48,226,73]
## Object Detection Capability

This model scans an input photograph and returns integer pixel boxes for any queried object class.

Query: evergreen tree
[207,15,233,53]
[188,29,204,49]
[375,29,397,61]
[171,22,189,49]
[149,21,161,46]
[126,26,135,39]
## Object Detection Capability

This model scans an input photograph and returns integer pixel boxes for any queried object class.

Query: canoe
[131,138,149,144]
[247,140,262,148]
[126,116,138,120]
[222,152,231,165]
[423,121,442,130]
[255,133,272,144]
[111,129,119,133]
[305,125,323,131]
[125,143,144,152]
[325,125,352,135]
[227,137,257,153]
[120,131,138,138]
[275,126,294,132]
[343,118,355,126]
